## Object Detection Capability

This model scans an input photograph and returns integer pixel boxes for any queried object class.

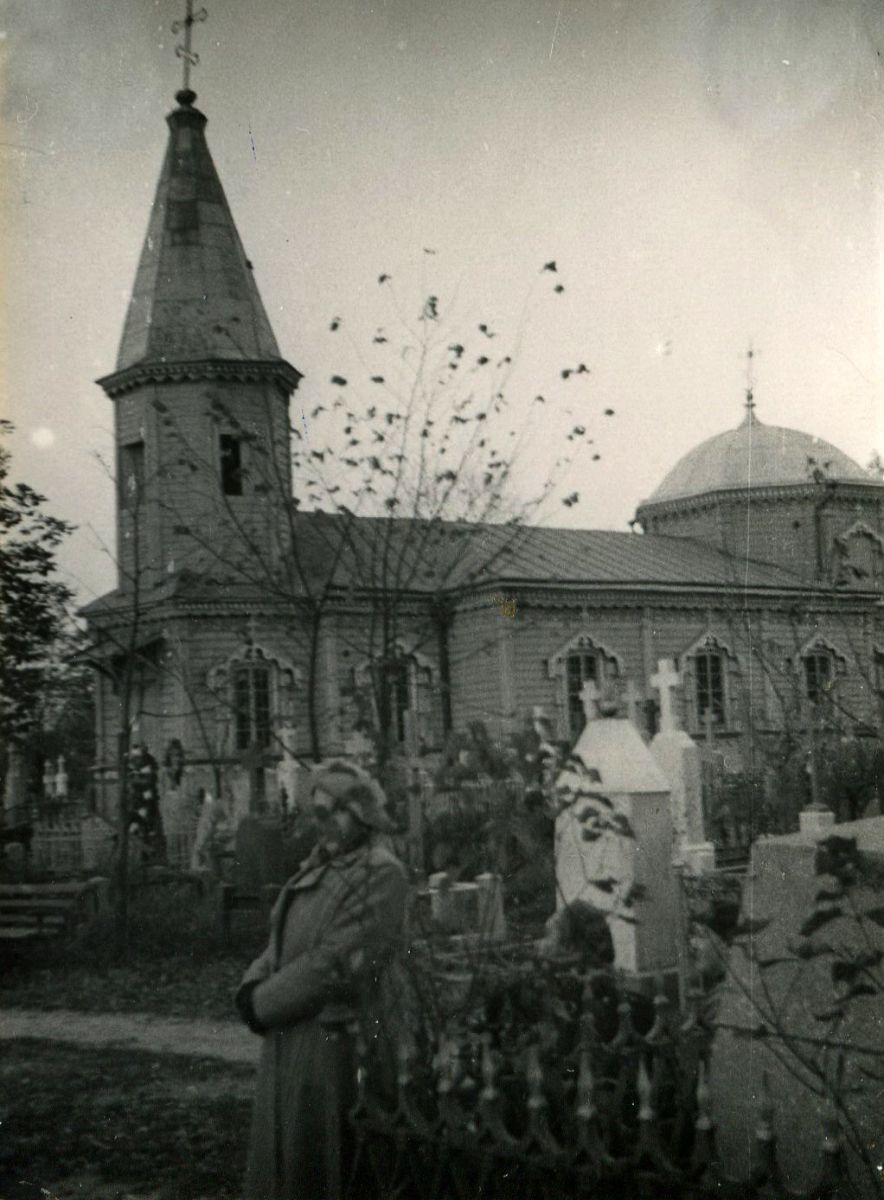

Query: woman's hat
[309,761,398,833]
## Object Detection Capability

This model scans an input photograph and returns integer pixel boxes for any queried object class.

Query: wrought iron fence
[424,776,527,820]
[342,974,864,1200]
[165,818,200,871]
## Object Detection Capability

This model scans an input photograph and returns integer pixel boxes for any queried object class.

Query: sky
[2,0,884,605]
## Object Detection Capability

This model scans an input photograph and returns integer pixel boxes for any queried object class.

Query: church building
[83,85,884,824]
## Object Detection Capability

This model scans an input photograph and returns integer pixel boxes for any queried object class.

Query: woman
[236,763,408,1200]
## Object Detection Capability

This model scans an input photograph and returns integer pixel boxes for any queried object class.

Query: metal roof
[642,414,872,506]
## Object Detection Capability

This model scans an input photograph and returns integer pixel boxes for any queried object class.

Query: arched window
[353,645,439,753]
[874,647,884,697]
[207,643,301,756]
[680,633,737,734]
[548,632,622,738]
[799,637,845,706]
[833,522,884,589]
[233,657,271,750]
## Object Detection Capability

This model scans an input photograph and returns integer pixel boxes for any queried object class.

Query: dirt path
[0,1007,261,1064]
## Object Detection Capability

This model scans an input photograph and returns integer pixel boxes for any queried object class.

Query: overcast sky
[3,0,884,604]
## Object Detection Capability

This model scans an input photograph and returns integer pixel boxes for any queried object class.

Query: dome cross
[172,0,208,94]
[744,344,757,421]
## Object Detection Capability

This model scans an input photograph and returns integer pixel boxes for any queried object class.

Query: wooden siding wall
[113,378,292,591]
[643,492,884,586]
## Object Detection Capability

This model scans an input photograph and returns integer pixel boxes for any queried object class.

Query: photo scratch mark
[549,4,562,61]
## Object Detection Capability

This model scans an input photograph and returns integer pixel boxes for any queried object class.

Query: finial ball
[176,88,197,108]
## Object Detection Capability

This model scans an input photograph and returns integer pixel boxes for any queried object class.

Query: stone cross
[623,680,644,730]
[650,659,681,733]
[580,679,601,723]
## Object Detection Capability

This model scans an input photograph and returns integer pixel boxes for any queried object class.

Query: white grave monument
[554,679,678,977]
[648,658,716,874]
[276,723,300,814]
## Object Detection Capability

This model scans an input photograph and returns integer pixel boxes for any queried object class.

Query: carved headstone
[554,714,678,977]
[710,816,884,1190]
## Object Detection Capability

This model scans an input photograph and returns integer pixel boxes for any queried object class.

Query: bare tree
[153,263,599,766]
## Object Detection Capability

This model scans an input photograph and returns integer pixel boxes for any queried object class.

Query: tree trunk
[307,607,323,763]
[114,725,131,961]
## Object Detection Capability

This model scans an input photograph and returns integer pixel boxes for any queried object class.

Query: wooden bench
[0,879,102,943]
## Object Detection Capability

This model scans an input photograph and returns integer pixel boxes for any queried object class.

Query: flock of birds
[300,259,625,514]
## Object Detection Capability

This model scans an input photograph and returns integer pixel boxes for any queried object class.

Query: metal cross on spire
[172,0,208,94]
[744,344,756,419]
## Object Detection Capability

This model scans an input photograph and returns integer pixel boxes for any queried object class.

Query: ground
[0,1039,254,1200]
[0,904,266,1200]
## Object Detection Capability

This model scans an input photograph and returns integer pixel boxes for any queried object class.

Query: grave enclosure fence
[3,810,200,878]
[339,973,864,1200]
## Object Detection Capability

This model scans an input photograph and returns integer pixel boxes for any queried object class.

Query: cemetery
[2,660,882,1199]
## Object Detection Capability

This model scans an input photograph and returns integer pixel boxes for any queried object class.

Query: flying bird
[329,317,341,331]
[330,375,347,387]
[563,492,579,507]
[371,375,385,384]
[542,261,557,273]
[378,273,391,284]
[604,408,615,416]
[554,284,565,294]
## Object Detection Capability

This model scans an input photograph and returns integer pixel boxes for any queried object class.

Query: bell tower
[97,72,301,592]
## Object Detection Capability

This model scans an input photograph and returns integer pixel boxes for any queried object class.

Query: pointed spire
[99,87,300,397]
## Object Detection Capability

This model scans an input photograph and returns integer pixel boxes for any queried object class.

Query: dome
[644,414,872,505]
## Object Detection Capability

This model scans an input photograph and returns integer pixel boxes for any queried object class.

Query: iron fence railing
[340,975,866,1200]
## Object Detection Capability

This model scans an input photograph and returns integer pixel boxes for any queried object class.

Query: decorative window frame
[833,521,884,587]
[873,645,884,697]
[796,635,847,705]
[678,631,739,735]
[207,642,302,755]
[352,641,440,751]
[547,632,623,739]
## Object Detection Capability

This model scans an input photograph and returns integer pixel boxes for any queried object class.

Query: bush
[68,879,227,967]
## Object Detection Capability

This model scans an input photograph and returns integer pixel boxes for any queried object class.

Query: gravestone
[343,727,376,770]
[54,755,69,800]
[81,813,115,871]
[233,813,301,891]
[276,723,300,815]
[426,870,506,940]
[709,816,884,1197]
[4,748,26,813]
[622,679,646,735]
[554,686,678,978]
[648,659,715,873]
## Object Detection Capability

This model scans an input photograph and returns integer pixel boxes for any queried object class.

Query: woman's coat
[240,840,408,1200]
